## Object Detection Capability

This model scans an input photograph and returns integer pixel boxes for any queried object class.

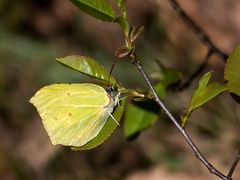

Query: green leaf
[124,101,159,138]
[72,99,125,150]
[224,45,240,96]
[182,72,227,125]
[71,0,117,22]
[190,82,226,110]
[56,55,121,88]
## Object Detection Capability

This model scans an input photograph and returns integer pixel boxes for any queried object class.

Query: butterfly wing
[30,83,113,146]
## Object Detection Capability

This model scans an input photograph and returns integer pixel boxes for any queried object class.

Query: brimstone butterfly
[30,83,120,147]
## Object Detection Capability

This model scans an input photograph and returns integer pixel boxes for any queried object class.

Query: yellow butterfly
[30,83,120,147]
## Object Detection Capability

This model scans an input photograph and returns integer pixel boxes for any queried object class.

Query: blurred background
[0,0,240,179]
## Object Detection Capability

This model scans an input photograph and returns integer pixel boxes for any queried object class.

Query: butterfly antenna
[108,112,120,126]
[107,59,117,87]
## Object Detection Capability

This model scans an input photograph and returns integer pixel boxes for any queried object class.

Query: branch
[130,52,230,180]
[227,150,240,178]
[178,49,213,91]
[170,0,228,60]
[168,2,239,177]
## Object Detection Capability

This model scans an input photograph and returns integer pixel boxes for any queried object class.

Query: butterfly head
[105,85,121,106]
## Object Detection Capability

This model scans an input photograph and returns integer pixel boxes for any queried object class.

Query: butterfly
[30,83,120,147]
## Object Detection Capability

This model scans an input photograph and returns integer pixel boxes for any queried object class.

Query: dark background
[0,0,240,179]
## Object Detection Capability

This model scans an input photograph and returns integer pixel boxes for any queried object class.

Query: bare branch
[178,49,213,91]
[170,0,228,60]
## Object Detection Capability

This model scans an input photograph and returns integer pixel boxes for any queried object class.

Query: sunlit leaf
[124,101,159,138]
[56,55,121,88]
[224,45,240,96]
[181,72,227,125]
[190,82,226,111]
[71,0,116,22]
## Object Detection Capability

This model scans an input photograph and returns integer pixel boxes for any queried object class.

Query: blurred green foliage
[0,0,239,179]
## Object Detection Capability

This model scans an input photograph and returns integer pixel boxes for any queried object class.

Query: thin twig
[227,150,240,178]
[178,49,213,91]
[130,53,230,180]
[170,0,228,60]
[107,58,117,87]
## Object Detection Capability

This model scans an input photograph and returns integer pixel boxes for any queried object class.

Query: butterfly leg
[108,111,120,126]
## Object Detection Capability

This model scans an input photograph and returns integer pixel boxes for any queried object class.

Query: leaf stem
[130,53,230,180]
